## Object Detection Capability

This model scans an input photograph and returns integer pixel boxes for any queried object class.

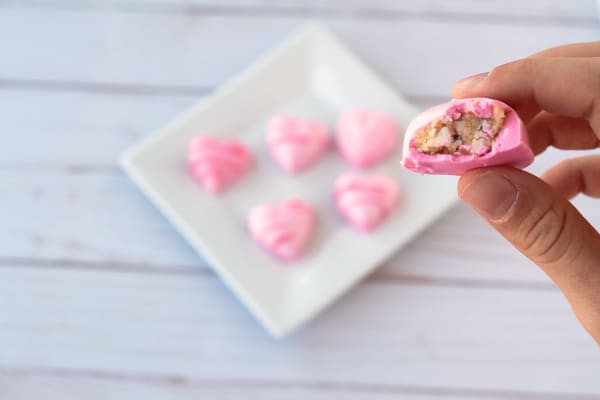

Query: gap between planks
[1,1,598,28]
[0,78,213,97]
[0,366,597,400]
[0,77,446,104]
[0,257,558,292]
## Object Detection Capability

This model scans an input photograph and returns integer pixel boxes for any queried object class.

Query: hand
[452,42,600,346]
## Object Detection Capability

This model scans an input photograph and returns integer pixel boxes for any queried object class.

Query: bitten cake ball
[402,98,534,175]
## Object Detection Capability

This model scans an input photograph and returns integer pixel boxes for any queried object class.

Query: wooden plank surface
[0,8,597,98]
[1,1,599,398]
[1,264,599,395]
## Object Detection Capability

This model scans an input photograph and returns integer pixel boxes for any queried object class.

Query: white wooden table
[1,1,600,398]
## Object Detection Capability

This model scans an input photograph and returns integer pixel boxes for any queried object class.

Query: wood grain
[1,264,599,394]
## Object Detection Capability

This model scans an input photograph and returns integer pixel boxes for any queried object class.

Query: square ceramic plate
[121,25,458,337]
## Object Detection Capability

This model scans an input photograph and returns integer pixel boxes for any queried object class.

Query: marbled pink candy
[188,136,251,193]
[248,198,315,261]
[334,173,399,232]
[336,110,399,168]
[267,115,330,173]
[401,98,534,175]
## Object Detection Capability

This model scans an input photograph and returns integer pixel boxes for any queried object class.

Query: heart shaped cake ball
[188,136,251,194]
[267,115,330,173]
[334,173,399,231]
[336,110,399,168]
[248,198,315,261]
[401,98,534,175]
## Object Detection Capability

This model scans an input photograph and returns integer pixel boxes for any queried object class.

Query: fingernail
[454,72,488,91]
[460,172,519,221]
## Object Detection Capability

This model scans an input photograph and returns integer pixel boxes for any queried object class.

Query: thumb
[458,167,600,345]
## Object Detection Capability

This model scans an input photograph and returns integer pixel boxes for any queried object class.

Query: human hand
[452,42,600,345]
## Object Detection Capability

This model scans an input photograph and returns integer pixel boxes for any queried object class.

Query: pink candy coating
[336,110,399,168]
[401,98,534,175]
[188,136,251,193]
[267,115,330,173]
[334,173,399,232]
[248,198,315,261]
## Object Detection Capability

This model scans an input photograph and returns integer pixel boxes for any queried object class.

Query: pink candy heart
[188,136,251,194]
[334,173,399,231]
[248,198,315,261]
[267,115,330,173]
[336,110,399,168]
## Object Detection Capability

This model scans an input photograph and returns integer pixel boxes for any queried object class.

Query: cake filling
[413,105,506,156]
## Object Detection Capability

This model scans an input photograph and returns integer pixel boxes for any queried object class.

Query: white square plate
[121,25,458,337]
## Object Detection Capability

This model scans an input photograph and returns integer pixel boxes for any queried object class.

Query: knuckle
[584,60,600,128]
[486,65,501,81]
[487,59,529,81]
[520,202,570,265]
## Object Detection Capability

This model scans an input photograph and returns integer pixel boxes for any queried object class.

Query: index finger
[456,41,600,123]
[452,57,600,133]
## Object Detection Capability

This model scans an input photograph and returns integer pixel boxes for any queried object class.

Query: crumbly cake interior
[414,106,505,156]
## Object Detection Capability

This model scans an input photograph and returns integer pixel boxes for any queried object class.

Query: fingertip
[458,168,521,222]
[457,169,476,198]
[451,84,469,99]
[457,168,491,198]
